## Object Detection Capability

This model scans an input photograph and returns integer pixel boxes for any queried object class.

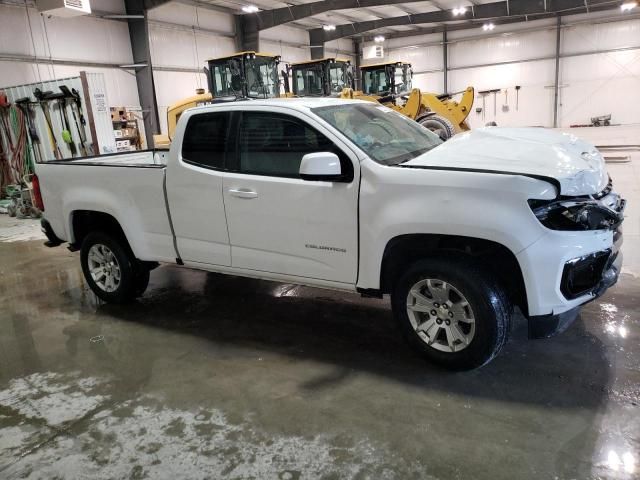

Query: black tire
[418,114,456,140]
[391,256,511,370]
[80,232,139,304]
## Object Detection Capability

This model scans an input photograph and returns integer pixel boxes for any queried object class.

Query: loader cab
[289,58,354,97]
[361,62,413,96]
[207,52,280,99]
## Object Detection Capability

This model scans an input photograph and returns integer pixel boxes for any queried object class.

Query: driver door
[222,109,359,283]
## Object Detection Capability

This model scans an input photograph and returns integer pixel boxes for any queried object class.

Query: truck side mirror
[299,152,342,181]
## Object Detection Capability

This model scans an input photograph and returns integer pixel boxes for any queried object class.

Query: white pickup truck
[34,98,625,369]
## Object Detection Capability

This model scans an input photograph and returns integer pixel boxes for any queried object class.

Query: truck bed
[35,149,176,263]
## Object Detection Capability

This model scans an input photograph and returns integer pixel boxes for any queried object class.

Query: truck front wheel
[80,232,147,303]
[391,257,511,370]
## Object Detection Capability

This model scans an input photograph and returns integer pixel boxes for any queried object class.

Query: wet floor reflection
[1,240,639,479]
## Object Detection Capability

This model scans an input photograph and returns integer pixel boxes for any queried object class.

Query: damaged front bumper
[528,235,623,339]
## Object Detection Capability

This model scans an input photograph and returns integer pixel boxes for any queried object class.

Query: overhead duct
[36,0,91,17]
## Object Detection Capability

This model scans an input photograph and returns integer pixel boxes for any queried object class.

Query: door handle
[228,188,258,199]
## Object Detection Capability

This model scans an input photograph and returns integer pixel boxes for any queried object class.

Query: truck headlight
[528,198,623,231]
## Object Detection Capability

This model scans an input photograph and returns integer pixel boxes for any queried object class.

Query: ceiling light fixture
[374,35,385,42]
[620,2,637,12]
[452,7,467,16]
[482,23,495,31]
[323,24,336,31]
[242,5,259,13]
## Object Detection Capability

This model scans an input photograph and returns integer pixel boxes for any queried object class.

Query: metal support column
[443,28,448,94]
[125,0,160,148]
[553,16,561,128]
[354,39,361,90]
[309,30,325,60]
[236,15,260,52]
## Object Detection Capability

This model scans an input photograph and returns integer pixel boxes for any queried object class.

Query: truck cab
[207,51,281,99]
[287,58,354,97]
[360,61,413,96]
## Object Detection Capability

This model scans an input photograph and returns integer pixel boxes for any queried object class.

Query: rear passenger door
[165,111,231,266]
[222,109,359,284]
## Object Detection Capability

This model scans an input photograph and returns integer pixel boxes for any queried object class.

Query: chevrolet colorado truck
[34,98,625,369]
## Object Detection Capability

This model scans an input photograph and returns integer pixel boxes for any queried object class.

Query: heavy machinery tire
[418,114,457,140]
[391,256,512,370]
[81,232,140,304]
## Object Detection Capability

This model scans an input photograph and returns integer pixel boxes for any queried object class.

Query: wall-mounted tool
[515,85,521,111]
[54,92,77,156]
[478,88,501,120]
[14,97,43,164]
[502,89,509,112]
[33,88,63,160]
[60,85,88,156]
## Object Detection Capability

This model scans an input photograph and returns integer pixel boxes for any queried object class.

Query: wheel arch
[380,233,528,316]
[69,210,133,254]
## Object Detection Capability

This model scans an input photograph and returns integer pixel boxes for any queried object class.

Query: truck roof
[189,97,368,113]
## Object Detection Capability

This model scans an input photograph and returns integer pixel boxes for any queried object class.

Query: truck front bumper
[528,246,622,338]
[518,224,623,338]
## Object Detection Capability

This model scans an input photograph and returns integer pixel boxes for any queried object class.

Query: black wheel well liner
[380,234,528,316]
[71,210,129,249]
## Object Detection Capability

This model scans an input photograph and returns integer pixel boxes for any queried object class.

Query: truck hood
[403,127,608,196]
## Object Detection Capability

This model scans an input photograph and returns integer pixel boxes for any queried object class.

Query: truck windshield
[312,103,442,165]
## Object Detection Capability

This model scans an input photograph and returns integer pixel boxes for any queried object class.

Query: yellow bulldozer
[341,61,474,140]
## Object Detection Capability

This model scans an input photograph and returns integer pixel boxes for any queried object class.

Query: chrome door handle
[228,188,258,199]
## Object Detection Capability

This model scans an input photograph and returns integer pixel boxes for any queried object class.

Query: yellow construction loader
[341,61,474,140]
[154,51,281,147]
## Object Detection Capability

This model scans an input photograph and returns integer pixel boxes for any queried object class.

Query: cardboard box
[116,139,131,148]
[110,106,127,122]
[114,129,123,138]
[121,127,138,138]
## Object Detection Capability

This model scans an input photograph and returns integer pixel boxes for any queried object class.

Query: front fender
[357,159,552,290]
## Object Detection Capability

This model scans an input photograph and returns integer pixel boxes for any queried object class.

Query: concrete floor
[1,158,639,479]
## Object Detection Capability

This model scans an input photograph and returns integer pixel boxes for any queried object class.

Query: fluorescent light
[374,35,385,42]
[482,23,495,31]
[621,2,637,11]
[452,7,467,16]
[242,5,259,13]
[323,24,336,31]
[119,63,148,68]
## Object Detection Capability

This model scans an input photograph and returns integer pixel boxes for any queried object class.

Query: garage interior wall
[364,12,640,129]
[2,1,637,135]
[0,0,139,107]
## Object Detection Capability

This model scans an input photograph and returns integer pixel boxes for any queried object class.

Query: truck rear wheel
[80,232,147,303]
[418,114,456,140]
[391,257,511,370]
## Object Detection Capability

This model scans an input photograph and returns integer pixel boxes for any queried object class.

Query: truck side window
[237,112,352,179]
[182,112,231,169]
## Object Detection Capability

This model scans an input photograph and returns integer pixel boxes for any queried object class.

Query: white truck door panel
[165,112,231,266]
[222,110,358,283]
[223,174,358,282]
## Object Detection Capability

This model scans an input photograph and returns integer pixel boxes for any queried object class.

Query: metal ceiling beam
[124,0,161,148]
[244,0,455,31]
[358,1,622,41]
[309,0,617,43]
